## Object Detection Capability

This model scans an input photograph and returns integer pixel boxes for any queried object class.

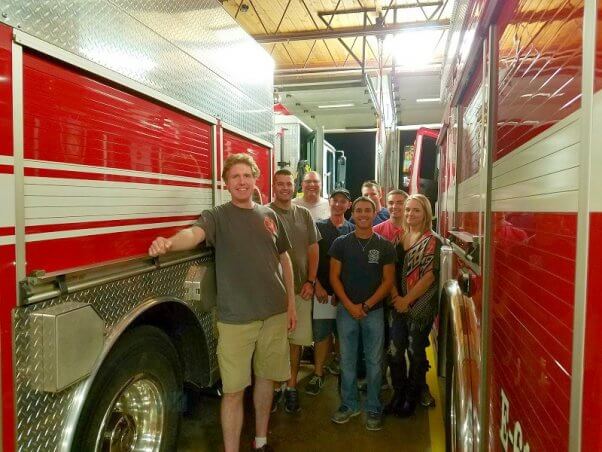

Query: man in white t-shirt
[292,171,330,220]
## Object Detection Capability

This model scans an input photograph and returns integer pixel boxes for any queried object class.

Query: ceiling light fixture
[391,29,442,69]
[415,97,441,103]
[317,103,354,109]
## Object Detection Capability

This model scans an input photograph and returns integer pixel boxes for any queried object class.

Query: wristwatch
[305,279,316,288]
[362,302,370,313]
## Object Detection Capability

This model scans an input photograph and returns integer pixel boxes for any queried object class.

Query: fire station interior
[178,1,449,450]
[2,0,598,451]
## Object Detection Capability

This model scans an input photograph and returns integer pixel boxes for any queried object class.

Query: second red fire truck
[427,0,601,451]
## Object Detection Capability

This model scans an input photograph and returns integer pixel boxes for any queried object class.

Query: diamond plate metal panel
[112,0,274,108]
[1,0,274,142]
[14,256,217,451]
[441,0,470,103]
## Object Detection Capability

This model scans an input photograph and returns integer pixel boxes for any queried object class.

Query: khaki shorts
[217,312,290,394]
[288,294,313,346]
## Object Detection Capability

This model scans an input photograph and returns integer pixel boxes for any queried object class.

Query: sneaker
[271,389,283,413]
[324,357,341,375]
[284,388,301,413]
[331,406,361,424]
[305,374,324,396]
[420,384,435,408]
[366,411,383,431]
[253,444,274,451]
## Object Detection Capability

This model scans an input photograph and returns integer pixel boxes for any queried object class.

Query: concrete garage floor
[178,347,444,452]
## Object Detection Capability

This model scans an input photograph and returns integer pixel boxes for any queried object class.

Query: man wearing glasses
[292,171,330,220]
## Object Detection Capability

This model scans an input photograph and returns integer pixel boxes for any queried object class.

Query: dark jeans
[388,311,431,403]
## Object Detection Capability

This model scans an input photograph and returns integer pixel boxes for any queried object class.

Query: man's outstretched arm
[148,225,206,256]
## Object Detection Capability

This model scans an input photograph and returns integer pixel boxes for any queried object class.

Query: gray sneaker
[366,411,383,431]
[331,406,361,424]
[305,374,324,396]
[324,358,340,375]
[420,384,435,408]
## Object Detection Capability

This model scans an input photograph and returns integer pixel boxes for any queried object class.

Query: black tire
[72,325,183,452]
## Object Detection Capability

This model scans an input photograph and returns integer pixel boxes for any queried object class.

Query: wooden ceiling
[221,0,453,75]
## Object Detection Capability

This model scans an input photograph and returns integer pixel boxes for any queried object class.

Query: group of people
[148,154,441,452]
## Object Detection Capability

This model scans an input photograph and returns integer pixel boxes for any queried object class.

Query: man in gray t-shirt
[195,203,290,323]
[269,168,320,413]
[149,154,296,452]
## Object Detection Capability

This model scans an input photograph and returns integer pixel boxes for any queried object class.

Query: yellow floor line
[426,341,445,452]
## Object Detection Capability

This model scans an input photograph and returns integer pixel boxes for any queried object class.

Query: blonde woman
[385,194,441,417]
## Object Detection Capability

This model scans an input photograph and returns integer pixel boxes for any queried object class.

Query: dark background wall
[325,132,376,200]
[325,129,437,198]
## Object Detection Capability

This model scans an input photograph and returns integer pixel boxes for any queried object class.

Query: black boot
[384,390,405,415]
[401,350,427,417]
[396,398,417,418]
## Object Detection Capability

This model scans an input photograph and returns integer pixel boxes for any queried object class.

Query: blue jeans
[336,304,384,413]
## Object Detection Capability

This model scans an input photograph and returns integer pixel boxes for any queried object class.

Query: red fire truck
[0,3,274,450]
[434,0,600,451]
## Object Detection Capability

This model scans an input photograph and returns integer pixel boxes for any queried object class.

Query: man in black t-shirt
[328,197,396,431]
[304,189,354,396]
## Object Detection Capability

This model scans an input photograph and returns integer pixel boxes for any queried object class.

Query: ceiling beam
[275,80,366,91]
[298,0,339,67]
[274,65,441,76]
[317,11,363,67]
[252,19,449,43]
[317,2,443,17]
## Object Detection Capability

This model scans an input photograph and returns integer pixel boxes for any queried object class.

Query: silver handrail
[437,245,454,377]
[20,249,214,305]
[443,279,480,452]
[439,245,454,298]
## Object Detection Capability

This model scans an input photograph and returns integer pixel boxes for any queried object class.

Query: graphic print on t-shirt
[264,216,277,236]
[405,237,433,288]
[368,249,380,264]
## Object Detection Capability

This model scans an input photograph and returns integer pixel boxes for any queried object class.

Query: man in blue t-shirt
[328,196,396,431]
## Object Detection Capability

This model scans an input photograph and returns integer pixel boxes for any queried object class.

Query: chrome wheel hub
[98,377,164,452]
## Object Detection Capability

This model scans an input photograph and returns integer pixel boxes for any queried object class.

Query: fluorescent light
[416,97,440,103]
[317,103,354,109]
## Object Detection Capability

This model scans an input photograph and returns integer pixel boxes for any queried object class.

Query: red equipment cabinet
[0,2,274,449]
[408,127,439,198]
[434,0,600,451]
